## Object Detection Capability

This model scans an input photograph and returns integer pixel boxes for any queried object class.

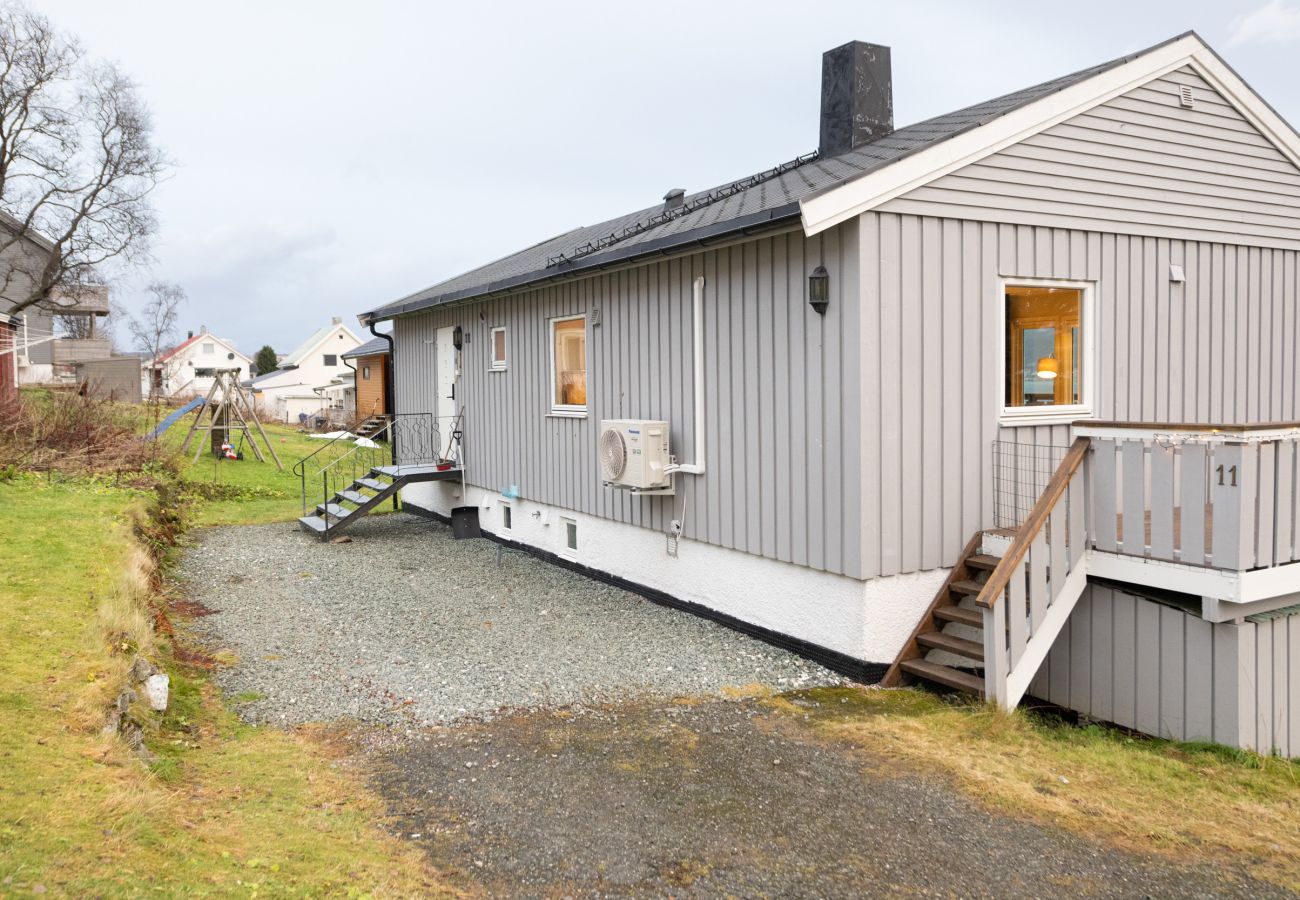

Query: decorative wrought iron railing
[293,412,463,519]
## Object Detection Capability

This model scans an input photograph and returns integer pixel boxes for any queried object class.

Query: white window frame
[490,326,508,371]
[561,516,578,558]
[548,314,588,417]
[997,276,1096,427]
[500,500,512,533]
[202,342,215,354]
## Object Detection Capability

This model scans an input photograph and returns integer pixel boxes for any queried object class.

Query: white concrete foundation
[400,480,946,666]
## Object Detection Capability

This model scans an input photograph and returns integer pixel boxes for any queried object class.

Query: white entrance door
[435,324,458,428]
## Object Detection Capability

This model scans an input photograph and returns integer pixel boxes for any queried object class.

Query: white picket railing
[1077,423,1300,571]
[979,437,1091,709]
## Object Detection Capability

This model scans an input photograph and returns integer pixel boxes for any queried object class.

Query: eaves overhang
[360,203,802,325]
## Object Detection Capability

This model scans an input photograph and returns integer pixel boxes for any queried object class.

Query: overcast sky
[38,0,1300,353]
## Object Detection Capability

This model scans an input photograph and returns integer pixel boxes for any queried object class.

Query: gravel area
[371,695,1287,899]
[180,514,843,726]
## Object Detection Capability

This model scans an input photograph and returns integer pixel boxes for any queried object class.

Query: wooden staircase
[298,464,460,539]
[353,414,390,441]
[885,438,1092,707]
[882,534,994,696]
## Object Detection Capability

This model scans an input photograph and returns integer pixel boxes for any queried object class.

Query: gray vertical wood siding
[880,67,1300,251]
[1032,585,1299,757]
[858,211,1300,577]
[392,221,866,578]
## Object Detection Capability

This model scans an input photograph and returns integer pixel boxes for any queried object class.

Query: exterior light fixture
[1036,357,1059,380]
[808,265,830,315]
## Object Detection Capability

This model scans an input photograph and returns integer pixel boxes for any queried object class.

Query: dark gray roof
[342,335,391,359]
[364,34,1189,323]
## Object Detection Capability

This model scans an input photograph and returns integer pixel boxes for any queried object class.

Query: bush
[0,390,158,474]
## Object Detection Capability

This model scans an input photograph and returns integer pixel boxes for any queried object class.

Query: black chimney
[819,41,893,158]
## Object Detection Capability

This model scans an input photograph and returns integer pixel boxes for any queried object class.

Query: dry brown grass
[0,389,158,474]
[766,686,1300,892]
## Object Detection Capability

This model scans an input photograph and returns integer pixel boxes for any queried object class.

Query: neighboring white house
[145,328,252,399]
[247,317,361,423]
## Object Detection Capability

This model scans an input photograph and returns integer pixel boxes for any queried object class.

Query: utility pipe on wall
[669,275,706,475]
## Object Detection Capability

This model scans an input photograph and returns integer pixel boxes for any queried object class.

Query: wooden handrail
[1076,419,1300,434]
[975,437,1090,610]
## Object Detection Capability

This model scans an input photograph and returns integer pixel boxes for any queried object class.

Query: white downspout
[668,275,706,475]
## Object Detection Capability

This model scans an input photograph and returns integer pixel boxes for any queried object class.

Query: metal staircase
[293,412,464,540]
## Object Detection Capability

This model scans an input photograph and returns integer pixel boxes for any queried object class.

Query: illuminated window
[550,315,586,414]
[491,326,508,371]
[1003,283,1088,416]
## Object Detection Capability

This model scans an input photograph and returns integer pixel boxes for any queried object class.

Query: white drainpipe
[669,275,706,475]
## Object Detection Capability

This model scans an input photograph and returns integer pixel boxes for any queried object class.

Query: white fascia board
[291,323,362,366]
[800,34,1224,236]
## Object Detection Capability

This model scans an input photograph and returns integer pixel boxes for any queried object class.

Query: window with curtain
[551,316,586,412]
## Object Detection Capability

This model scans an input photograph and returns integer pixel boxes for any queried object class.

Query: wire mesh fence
[992,440,1069,530]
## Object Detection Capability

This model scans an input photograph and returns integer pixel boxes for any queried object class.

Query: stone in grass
[130,656,157,683]
[141,673,170,711]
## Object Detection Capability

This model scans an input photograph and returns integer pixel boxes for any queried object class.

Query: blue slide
[148,396,204,438]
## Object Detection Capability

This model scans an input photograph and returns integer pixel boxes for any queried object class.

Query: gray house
[347,32,1300,755]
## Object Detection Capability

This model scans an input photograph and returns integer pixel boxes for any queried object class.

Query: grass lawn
[151,411,348,526]
[0,474,449,896]
[767,686,1300,891]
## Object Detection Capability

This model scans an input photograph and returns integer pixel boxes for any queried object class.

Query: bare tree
[128,280,183,403]
[0,5,166,315]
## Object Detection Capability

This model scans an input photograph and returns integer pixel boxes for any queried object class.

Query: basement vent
[1179,85,1195,109]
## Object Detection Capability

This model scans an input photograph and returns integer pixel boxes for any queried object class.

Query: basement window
[501,502,512,532]
[562,517,578,557]
[550,315,587,415]
[490,326,508,371]
[1001,280,1093,425]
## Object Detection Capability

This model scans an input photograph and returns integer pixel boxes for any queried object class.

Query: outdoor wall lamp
[808,265,830,315]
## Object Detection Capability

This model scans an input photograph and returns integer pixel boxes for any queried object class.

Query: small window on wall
[490,327,508,371]
[550,315,586,414]
[501,502,512,532]
[562,517,577,556]
[361,365,371,380]
[323,354,337,366]
[1002,281,1091,423]
[202,342,215,354]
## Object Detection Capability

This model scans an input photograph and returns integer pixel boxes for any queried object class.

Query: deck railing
[979,437,1091,709]
[1076,422,1300,572]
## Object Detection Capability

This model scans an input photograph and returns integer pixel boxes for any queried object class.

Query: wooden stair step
[933,605,983,628]
[917,631,984,661]
[966,554,1001,571]
[949,579,987,597]
[899,658,984,696]
[298,515,328,533]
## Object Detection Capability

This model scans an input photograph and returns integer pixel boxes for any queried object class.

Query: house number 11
[1216,464,1239,487]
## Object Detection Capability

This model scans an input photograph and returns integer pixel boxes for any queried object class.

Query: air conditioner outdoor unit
[599,419,674,494]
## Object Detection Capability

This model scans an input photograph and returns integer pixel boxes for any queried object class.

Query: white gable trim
[800,34,1300,236]
[286,323,361,367]
[164,333,252,366]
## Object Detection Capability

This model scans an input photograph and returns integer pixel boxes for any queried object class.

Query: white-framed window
[323,354,337,366]
[490,326,508,371]
[361,365,371,380]
[549,314,587,415]
[500,501,512,533]
[561,516,578,557]
[202,342,214,354]
[998,277,1095,426]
